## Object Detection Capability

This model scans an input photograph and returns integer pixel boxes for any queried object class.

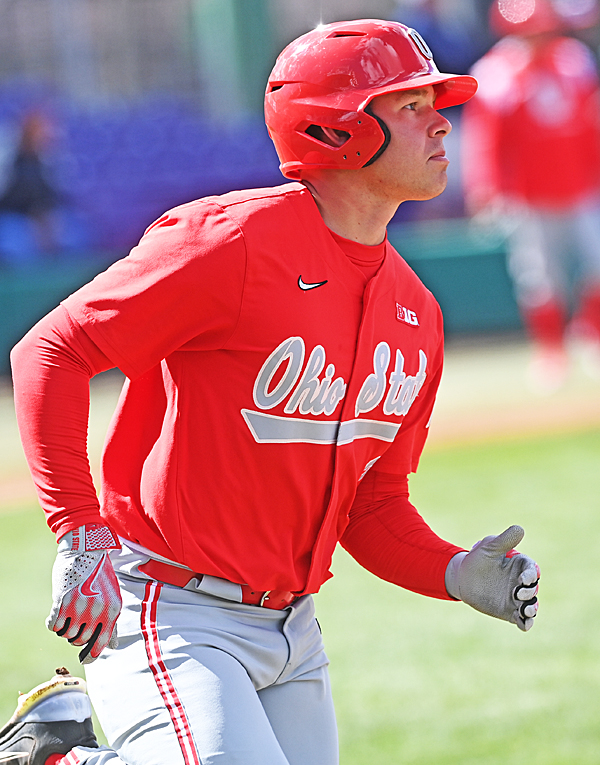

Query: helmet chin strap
[362,104,391,167]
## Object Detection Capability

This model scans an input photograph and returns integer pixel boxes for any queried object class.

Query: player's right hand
[47,523,122,665]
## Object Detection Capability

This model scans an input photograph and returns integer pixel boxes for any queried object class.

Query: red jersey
[461,34,600,209]
[15,183,461,598]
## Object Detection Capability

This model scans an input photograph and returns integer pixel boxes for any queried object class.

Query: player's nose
[430,110,452,136]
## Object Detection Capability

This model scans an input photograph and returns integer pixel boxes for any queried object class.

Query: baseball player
[461,0,600,390]
[2,19,540,765]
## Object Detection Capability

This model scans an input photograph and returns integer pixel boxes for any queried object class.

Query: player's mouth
[428,150,448,163]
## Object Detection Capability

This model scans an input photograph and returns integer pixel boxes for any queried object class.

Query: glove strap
[58,523,120,553]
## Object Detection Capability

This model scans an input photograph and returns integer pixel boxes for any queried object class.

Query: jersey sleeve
[11,305,115,539]
[62,199,247,380]
[341,471,464,600]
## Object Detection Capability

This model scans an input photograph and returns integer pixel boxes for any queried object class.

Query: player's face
[363,86,452,203]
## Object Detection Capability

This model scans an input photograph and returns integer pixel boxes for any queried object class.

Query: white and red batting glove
[445,525,540,631]
[47,523,122,664]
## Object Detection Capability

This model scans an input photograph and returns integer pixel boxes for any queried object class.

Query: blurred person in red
[461,0,600,389]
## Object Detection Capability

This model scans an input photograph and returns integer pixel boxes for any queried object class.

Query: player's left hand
[445,525,540,631]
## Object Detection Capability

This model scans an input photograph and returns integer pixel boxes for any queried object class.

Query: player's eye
[404,101,418,111]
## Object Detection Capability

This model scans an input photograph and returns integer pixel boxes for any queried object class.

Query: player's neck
[301,174,399,246]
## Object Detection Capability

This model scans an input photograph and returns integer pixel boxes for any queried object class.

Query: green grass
[316,428,600,764]
[0,511,74,674]
[2,428,600,762]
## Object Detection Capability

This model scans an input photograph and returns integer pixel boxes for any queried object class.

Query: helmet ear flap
[361,104,391,168]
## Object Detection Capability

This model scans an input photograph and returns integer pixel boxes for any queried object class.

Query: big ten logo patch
[396,303,419,326]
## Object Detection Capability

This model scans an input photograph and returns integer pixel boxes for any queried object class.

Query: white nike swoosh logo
[298,276,328,291]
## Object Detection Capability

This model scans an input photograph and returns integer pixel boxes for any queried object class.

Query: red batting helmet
[264,19,478,179]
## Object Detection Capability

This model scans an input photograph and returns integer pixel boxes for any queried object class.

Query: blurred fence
[0,0,278,114]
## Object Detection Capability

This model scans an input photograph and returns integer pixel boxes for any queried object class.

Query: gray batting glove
[445,525,540,631]
[47,523,122,664]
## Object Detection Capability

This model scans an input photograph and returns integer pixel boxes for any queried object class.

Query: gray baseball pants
[75,568,338,765]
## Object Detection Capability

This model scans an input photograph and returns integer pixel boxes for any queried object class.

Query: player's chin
[414,176,448,201]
